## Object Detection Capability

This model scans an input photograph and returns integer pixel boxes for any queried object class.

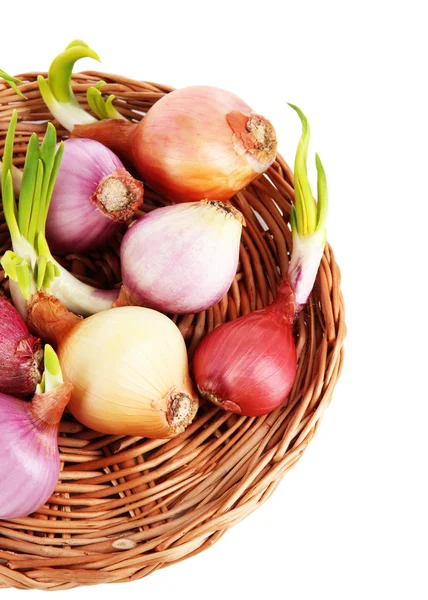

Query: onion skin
[27,294,199,439]
[0,382,72,519]
[46,138,143,254]
[116,201,244,314]
[72,86,277,202]
[0,296,42,396]
[193,280,297,417]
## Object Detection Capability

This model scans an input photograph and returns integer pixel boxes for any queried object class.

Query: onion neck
[71,119,136,166]
[91,167,144,222]
[27,292,81,349]
[269,277,297,324]
[226,111,277,170]
[30,382,73,428]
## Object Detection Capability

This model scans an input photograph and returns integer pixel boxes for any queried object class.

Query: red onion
[115,201,244,314]
[0,296,42,396]
[46,138,143,254]
[193,280,297,416]
[71,86,277,203]
[0,346,73,519]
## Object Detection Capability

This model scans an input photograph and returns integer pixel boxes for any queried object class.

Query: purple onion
[0,296,42,396]
[0,346,72,520]
[46,138,143,254]
[117,201,244,314]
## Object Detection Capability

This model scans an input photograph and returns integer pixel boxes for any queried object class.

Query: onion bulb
[27,294,199,439]
[72,86,277,202]
[0,345,73,519]
[193,280,298,416]
[0,296,43,396]
[46,138,143,254]
[116,200,244,314]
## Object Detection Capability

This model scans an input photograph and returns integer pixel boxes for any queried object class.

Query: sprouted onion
[46,138,143,254]
[38,40,278,202]
[193,106,328,417]
[27,295,199,438]
[0,345,73,519]
[0,111,119,317]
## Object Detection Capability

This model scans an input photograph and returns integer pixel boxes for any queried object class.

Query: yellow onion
[27,294,199,438]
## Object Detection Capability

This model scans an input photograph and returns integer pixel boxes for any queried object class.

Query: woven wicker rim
[0,71,346,591]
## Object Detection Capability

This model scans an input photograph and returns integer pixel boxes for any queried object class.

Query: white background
[1,1,427,598]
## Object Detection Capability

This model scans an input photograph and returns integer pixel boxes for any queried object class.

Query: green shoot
[38,40,101,131]
[287,104,328,237]
[0,110,63,298]
[87,81,126,120]
[0,68,26,98]
[36,344,63,394]
[286,104,329,308]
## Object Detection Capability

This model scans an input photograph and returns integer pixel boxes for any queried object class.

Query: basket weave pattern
[0,72,346,590]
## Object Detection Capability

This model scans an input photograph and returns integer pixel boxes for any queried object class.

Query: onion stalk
[0,111,118,317]
[193,105,328,417]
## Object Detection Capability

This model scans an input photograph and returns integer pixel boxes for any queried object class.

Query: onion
[116,200,244,314]
[193,280,298,416]
[0,345,73,519]
[1,112,119,319]
[193,105,328,417]
[0,296,43,396]
[72,86,277,202]
[46,138,143,254]
[27,294,199,439]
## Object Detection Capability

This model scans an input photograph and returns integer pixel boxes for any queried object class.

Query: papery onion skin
[46,138,143,254]
[72,86,277,203]
[0,383,72,519]
[193,281,297,417]
[27,295,199,439]
[0,296,42,396]
[117,200,244,315]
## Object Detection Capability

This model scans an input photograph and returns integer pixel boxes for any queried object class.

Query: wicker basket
[0,71,346,591]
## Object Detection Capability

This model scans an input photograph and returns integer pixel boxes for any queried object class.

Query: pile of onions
[116,200,244,314]
[0,296,42,396]
[27,294,199,439]
[46,138,144,254]
[0,345,73,519]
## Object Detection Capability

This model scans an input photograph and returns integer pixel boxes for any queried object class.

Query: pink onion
[115,201,244,314]
[46,138,143,254]
[0,346,72,519]
[72,86,277,203]
[0,296,42,396]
